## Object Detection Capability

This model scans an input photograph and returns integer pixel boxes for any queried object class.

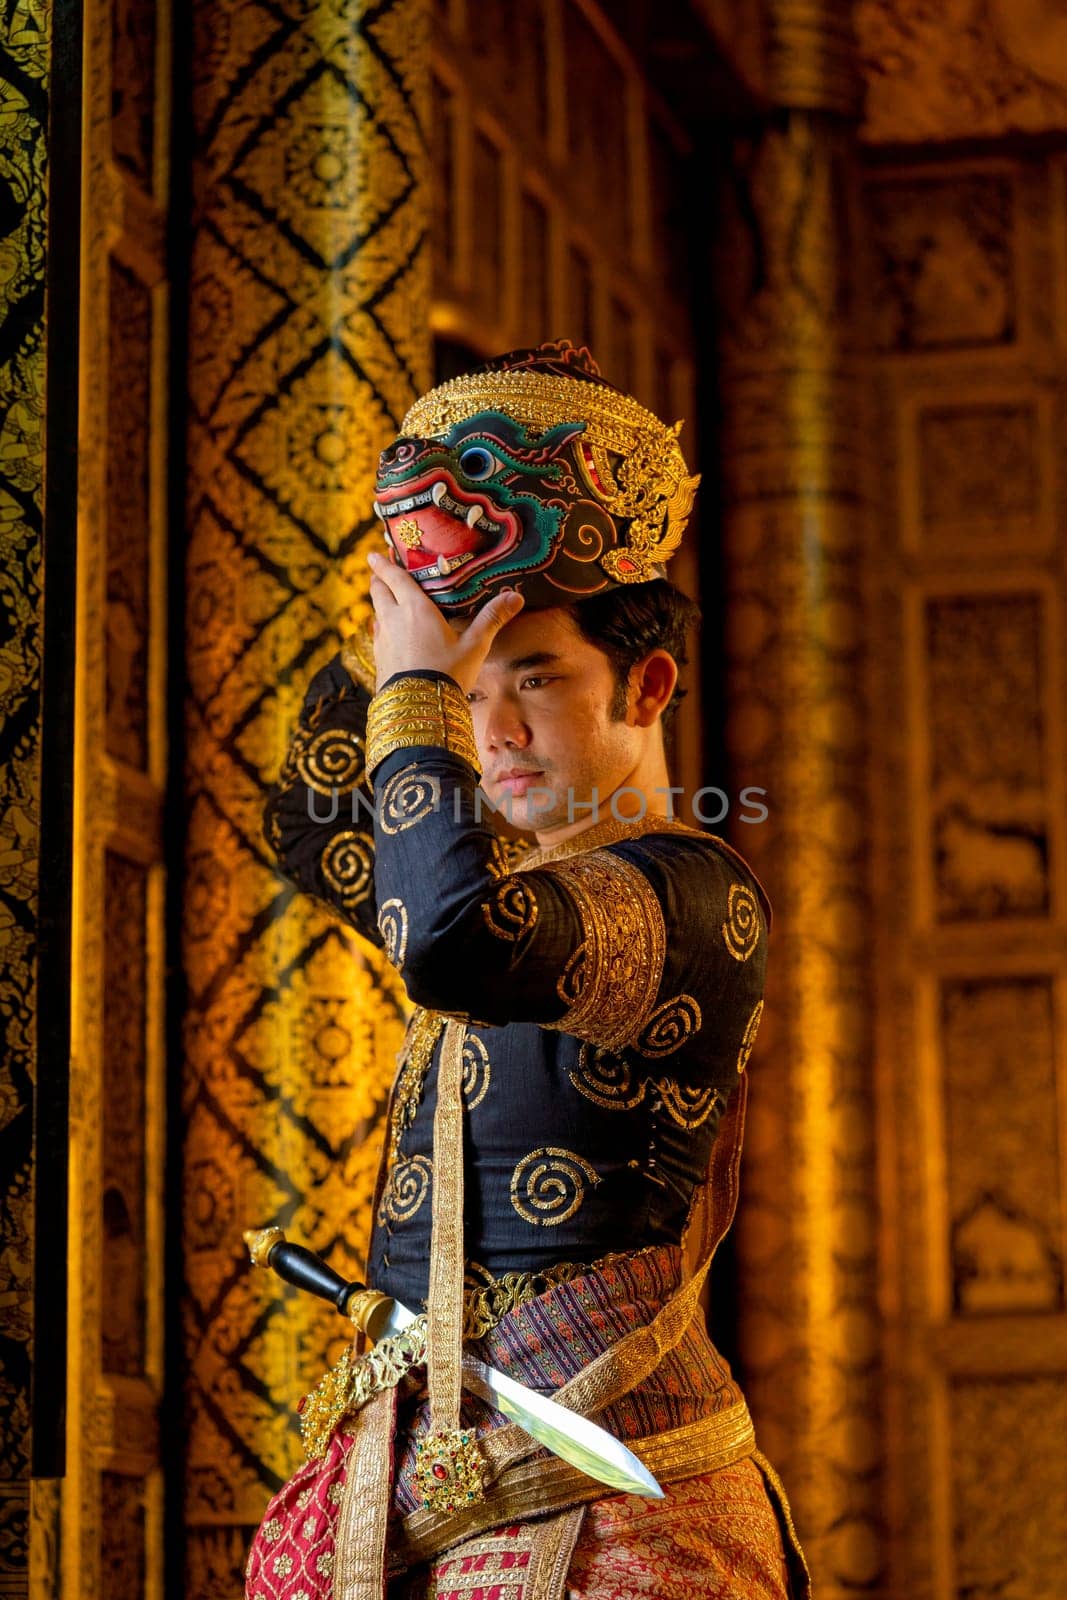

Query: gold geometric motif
[484,836,512,880]
[509,1147,601,1227]
[737,1000,764,1075]
[378,766,441,834]
[377,897,408,968]
[377,1154,433,1224]
[320,831,374,908]
[296,725,365,794]
[480,879,539,942]
[460,1033,491,1110]
[722,883,760,962]
[542,851,666,1051]
[635,994,703,1057]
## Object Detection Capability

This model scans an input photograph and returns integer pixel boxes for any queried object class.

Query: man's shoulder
[602,819,772,928]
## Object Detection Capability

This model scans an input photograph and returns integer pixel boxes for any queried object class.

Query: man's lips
[493,769,545,794]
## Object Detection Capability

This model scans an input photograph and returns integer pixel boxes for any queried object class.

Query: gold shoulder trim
[541,849,666,1052]
[340,615,376,694]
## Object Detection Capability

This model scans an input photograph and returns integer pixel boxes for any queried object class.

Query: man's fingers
[466,587,524,648]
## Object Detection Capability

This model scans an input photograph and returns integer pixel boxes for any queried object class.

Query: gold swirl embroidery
[737,999,764,1074]
[377,1154,432,1224]
[480,879,539,941]
[320,831,373,907]
[297,725,365,795]
[377,897,408,967]
[722,882,760,962]
[657,1079,723,1130]
[461,1032,491,1109]
[635,994,703,1058]
[569,1043,721,1129]
[485,836,512,880]
[509,1147,600,1227]
[568,1044,644,1109]
[541,850,666,1051]
[378,766,441,834]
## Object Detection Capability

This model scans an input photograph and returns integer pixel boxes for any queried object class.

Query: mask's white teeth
[466,503,482,528]
[437,554,452,575]
[430,481,447,505]
[373,501,384,519]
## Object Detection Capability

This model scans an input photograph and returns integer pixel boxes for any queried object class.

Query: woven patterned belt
[393,1401,758,1566]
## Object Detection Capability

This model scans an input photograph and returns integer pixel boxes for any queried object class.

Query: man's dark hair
[565,579,701,728]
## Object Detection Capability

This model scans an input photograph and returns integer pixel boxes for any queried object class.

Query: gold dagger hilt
[243,1226,391,1340]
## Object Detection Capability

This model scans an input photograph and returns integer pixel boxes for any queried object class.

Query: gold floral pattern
[377,897,408,968]
[460,1032,491,1109]
[736,999,764,1074]
[480,879,539,942]
[722,882,760,962]
[387,1009,446,1166]
[296,724,365,794]
[320,831,373,907]
[378,765,441,834]
[541,850,666,1051]
[635,993,703,1057]
[509,1147,601,1227]
[377,1154,433,1224]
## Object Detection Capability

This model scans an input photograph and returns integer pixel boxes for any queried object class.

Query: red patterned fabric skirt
[245,1249,806,1600]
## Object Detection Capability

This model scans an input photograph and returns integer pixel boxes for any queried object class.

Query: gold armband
[365,674,481,777]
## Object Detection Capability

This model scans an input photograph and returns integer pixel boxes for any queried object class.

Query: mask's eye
[458,445,498,482]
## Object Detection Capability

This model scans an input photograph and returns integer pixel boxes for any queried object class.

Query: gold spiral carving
[320,831,373,907]
[722,883,760,962]
[461,1033,491,1109]
[509,1147,600,1227]
[377,897,408,968]
[635,994,703,1057]
[568,1044,643,1109]
[736,1000,764,1075]
[480,879,539,942]
[378,767,440,834]
[296,725,365,794]
[377,1155,433,1224]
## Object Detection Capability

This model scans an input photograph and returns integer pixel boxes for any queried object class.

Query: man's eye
[521,676,554,689]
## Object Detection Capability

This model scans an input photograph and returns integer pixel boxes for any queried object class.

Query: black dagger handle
[244,1226,388,1335]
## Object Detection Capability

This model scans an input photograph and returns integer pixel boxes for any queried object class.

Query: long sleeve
[262,622,383,950]
[365,671,770,1062]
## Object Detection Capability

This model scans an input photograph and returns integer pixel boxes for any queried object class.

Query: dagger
[244,1226,663,1500]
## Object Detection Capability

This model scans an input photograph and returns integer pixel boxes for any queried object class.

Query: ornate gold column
[183,1,430,1587]
[717,3,882,1593]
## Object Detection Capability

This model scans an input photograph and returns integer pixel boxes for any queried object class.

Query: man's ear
[629,650,677,726]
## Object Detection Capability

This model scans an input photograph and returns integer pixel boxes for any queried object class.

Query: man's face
[460,606,643,833]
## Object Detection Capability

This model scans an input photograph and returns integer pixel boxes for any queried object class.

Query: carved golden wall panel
[717,92,884,1593]
[0,4,49,1595]
[867,148,1067,1600]
[49,0,173,1593]
[431,0,704,795]
[857,0,1067,144]
[182,1,431,1587]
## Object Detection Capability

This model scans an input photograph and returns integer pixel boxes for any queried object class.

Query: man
[247,344,808,1600]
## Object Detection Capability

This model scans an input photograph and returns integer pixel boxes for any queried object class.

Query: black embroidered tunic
[264,643,769,1313]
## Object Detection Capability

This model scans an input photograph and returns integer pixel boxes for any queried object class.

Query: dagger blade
[245,1227,664,1499]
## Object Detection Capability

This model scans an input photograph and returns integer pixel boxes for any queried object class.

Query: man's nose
[482,695,531,750]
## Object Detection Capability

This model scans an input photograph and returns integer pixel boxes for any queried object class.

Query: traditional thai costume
[245,344,810,1599]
